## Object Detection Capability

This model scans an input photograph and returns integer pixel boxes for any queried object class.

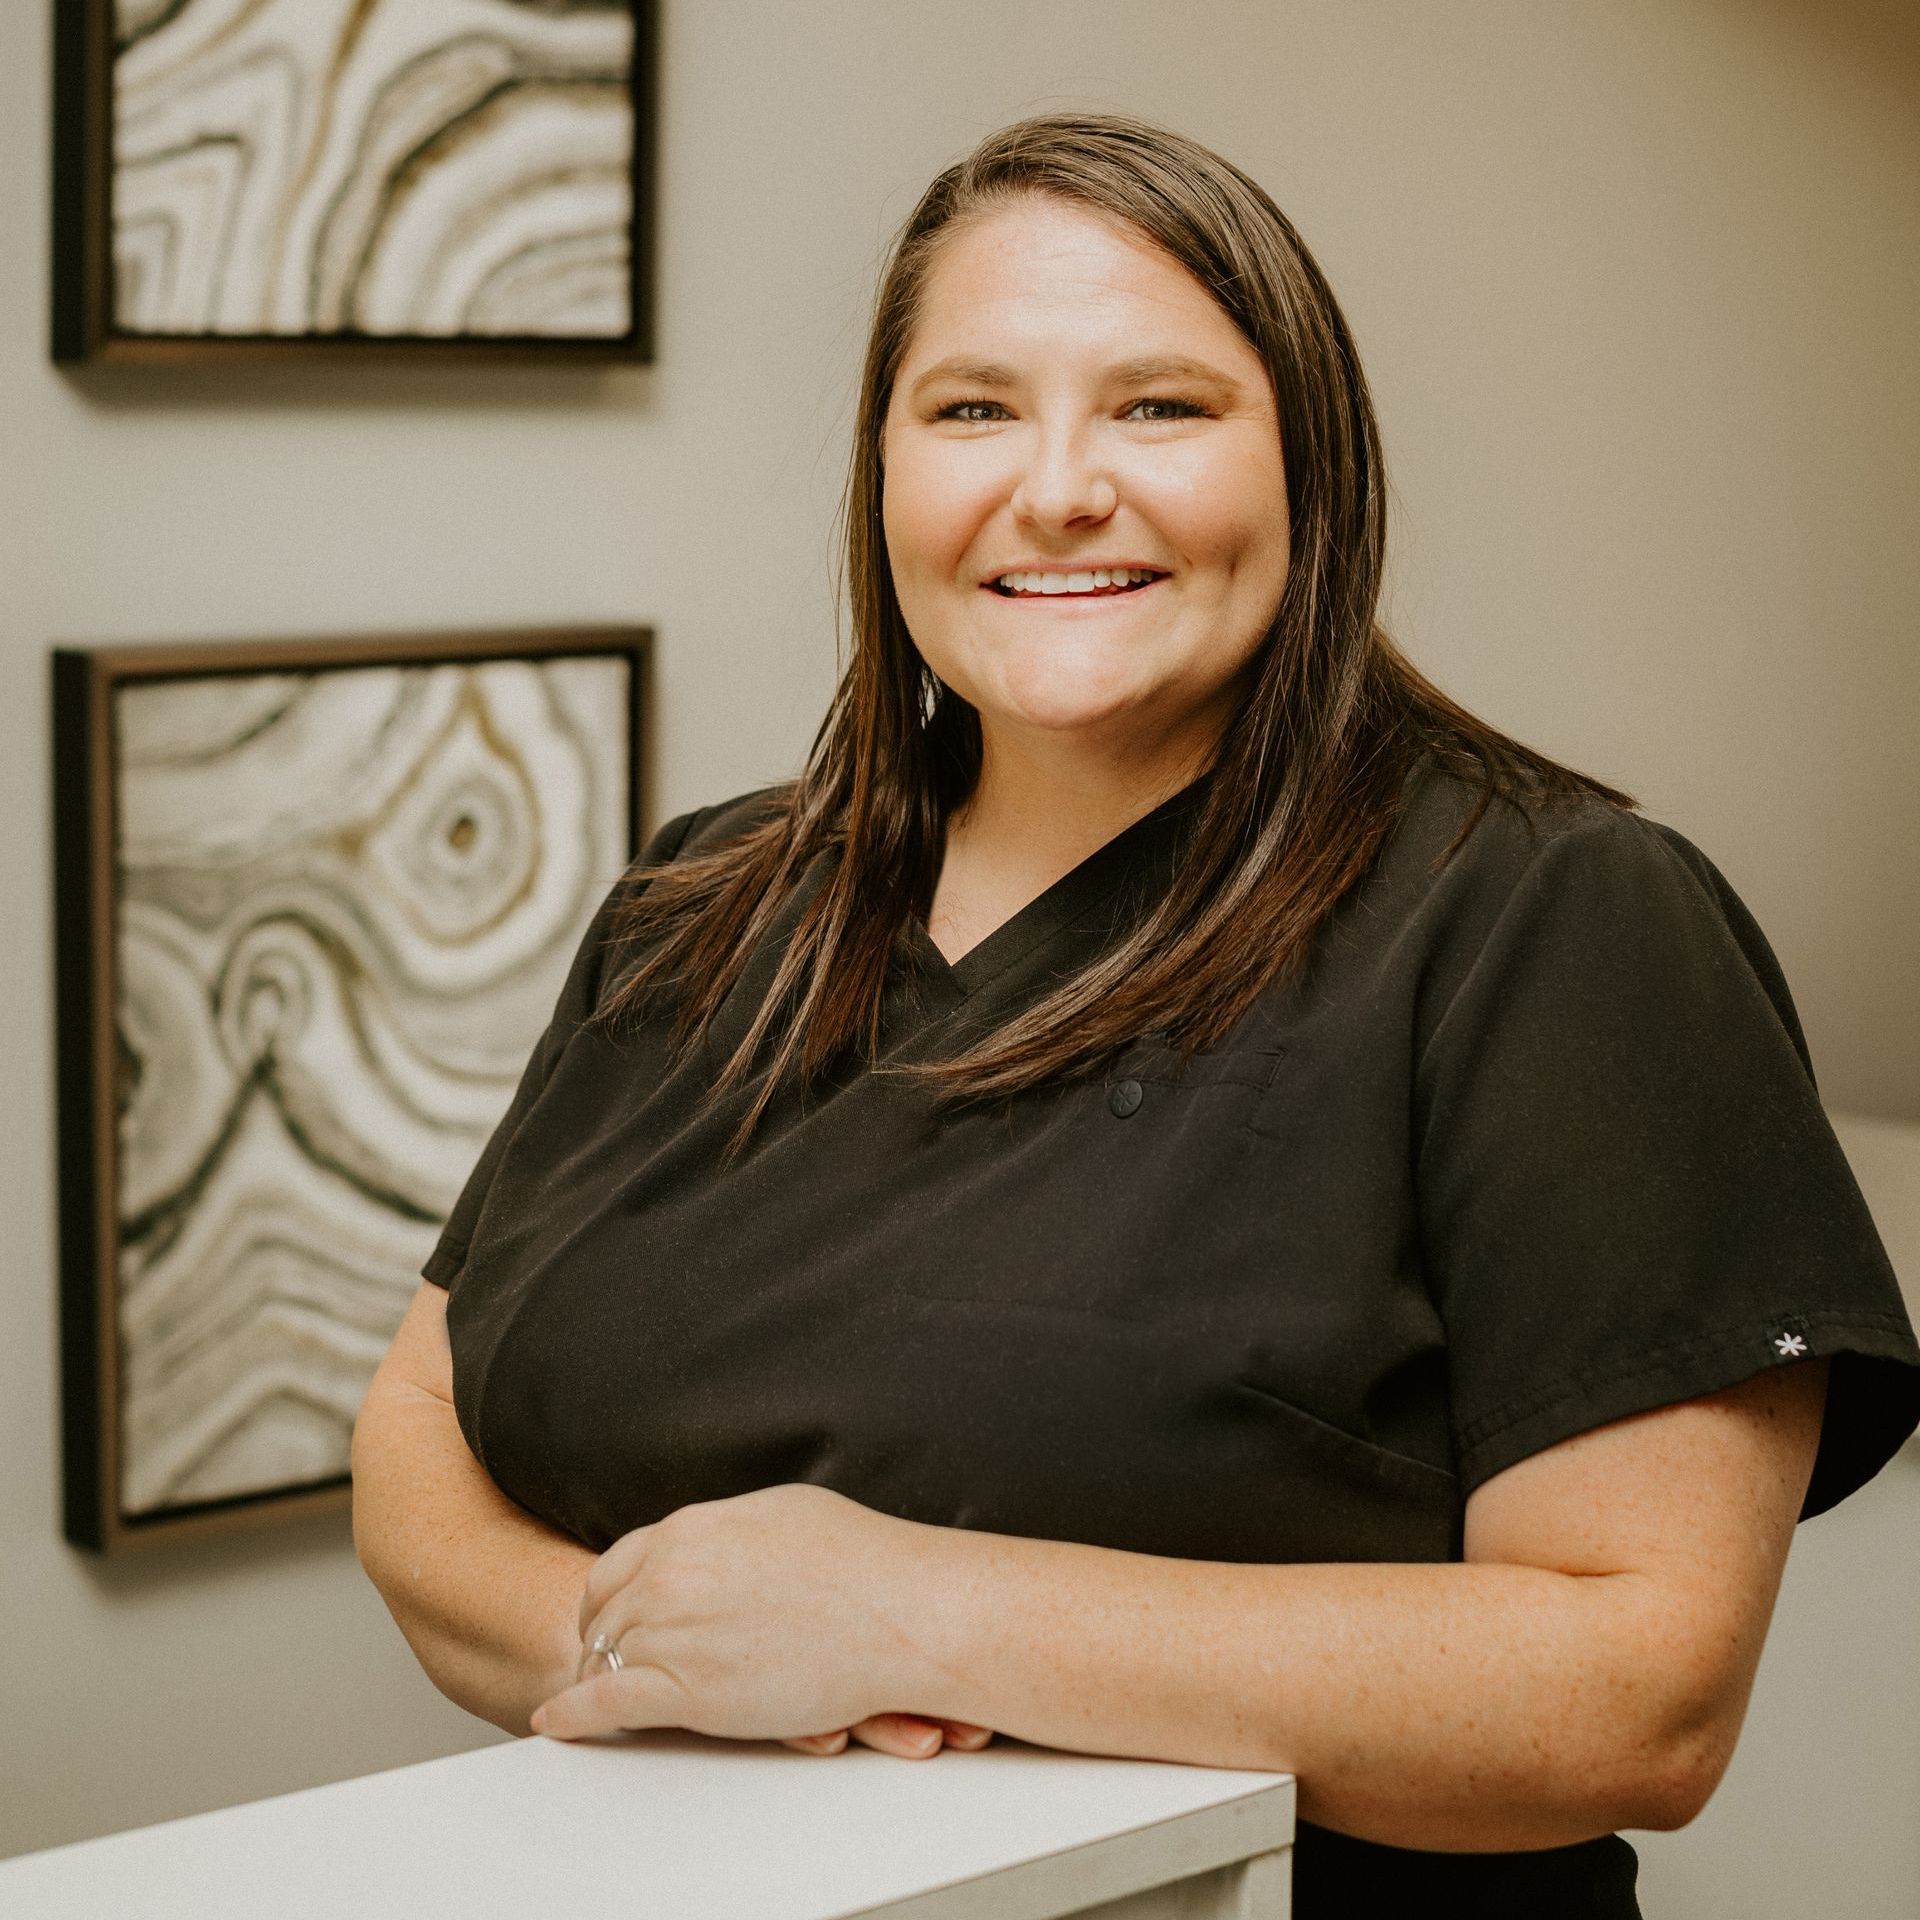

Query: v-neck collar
[902,771,1214,1015]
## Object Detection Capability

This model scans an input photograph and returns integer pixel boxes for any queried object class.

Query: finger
[848,1714,944,1757]
[531,1668,662,1742]
[941,1721,993,1750]
[782,1731,850,1755]
[574,1610,627,1684]
[575,1592,648,1681]
[576,1527,658,1641]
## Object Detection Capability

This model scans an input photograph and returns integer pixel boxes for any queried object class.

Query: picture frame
[51,624,649,1552]
[50,0,658,364]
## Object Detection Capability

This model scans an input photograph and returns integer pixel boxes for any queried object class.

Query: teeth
[994,568,1162,594]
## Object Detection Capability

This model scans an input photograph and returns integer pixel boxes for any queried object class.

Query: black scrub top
[428,749,1920,1918]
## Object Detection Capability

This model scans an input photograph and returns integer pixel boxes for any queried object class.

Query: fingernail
[950,1728,990,1749]
[906,1729,939,1754]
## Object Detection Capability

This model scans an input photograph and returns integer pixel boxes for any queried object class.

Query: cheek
[1127,444,1286,572]
[881,461,972,679]
[883,443,988,579]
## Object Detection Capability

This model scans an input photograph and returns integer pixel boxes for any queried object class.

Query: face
[881,194,1290,786]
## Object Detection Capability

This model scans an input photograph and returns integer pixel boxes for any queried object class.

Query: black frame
[50,0,659,364]
[51,624,649,1553]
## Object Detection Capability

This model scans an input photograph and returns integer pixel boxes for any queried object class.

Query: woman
[352,112,1920,1915]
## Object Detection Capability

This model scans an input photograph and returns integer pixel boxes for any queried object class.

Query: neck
[919,711,1224,969]
[949,724,1217,875]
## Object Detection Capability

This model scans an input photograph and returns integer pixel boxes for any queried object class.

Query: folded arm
[885,1357,1829,1851]
[351,1281,595,1738]
[351,1282,973,1759]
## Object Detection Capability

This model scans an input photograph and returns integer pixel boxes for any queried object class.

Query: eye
[931,399,1007,423]
[1124,396,1210,422]
[929,395,1213,424]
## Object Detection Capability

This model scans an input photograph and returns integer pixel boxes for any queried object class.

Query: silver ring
[577,1630,625,1684]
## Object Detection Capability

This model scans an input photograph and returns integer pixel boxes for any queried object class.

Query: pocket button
[1107,1078,1145,1118]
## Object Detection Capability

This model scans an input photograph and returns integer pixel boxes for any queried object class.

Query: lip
[979,564,1169,586]
[979,573,1170,606]
[981,579,1167,607]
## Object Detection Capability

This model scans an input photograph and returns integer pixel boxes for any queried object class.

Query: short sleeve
[1415,805,1920,1518]
[421,804,710,1293]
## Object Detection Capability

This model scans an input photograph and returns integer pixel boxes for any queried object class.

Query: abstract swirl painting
[52,1,654,358]
[52,629,644,1549]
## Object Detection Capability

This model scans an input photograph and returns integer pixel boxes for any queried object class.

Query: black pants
[1290,1820,1642,1917]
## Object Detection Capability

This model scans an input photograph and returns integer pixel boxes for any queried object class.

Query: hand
[529,1483,987,1748]
[783,1715,995,1759]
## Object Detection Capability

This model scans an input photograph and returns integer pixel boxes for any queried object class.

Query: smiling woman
[881,198,1290,847]
[351,110,1920,1920]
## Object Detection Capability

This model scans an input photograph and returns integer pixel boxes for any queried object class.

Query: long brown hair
[598,110,1634,1158]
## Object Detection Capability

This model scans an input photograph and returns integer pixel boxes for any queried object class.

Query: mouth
[982,573,1168,603]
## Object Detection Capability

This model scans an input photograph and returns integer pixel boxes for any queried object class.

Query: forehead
[904,196,1255,371]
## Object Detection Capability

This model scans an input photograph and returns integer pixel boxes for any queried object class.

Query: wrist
[873,1512,992,1727]
[522,1552,595,1732]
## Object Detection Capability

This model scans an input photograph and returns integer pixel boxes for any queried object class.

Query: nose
[1008,418,1118,532]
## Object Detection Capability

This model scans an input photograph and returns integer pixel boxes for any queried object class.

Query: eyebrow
[905,353,1244,401]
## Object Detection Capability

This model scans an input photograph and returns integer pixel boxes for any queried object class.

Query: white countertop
[0,1730,1295,1919]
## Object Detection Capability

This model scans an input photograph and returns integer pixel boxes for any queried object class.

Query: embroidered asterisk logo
[1773,1333,1808,1358]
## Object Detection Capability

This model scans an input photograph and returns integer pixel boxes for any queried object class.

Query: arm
[351,1280,595,1738]
[356,1283,981,1757]
[885,1358,1829,1851]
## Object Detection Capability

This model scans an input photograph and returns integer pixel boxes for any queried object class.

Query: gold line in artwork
[463,230,627,328]
[118,0,192,55]
[114,209,185,321]
[304,37,516,327]
[123,1003,446,1283]
[329,670,548,949]
[134,1230,400,1400]
[340,74,626,329]
[115,39,305,330]
[257,0,381,328]
[327,676,482,869]
[122,0,281,101]
[116,131,253,330]
[123,684,311,770]
[414,158,627,326]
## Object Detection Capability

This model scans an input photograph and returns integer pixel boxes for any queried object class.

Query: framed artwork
[50,0,657,363]
[51,625,648,1552]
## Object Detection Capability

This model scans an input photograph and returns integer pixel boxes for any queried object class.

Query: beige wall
[2,0,1913,1909]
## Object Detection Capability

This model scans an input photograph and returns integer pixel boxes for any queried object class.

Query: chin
[982,697,1146,740]
[980,659,1151,730]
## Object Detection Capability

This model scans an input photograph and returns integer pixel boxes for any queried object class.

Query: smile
[984,575,1165,603]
